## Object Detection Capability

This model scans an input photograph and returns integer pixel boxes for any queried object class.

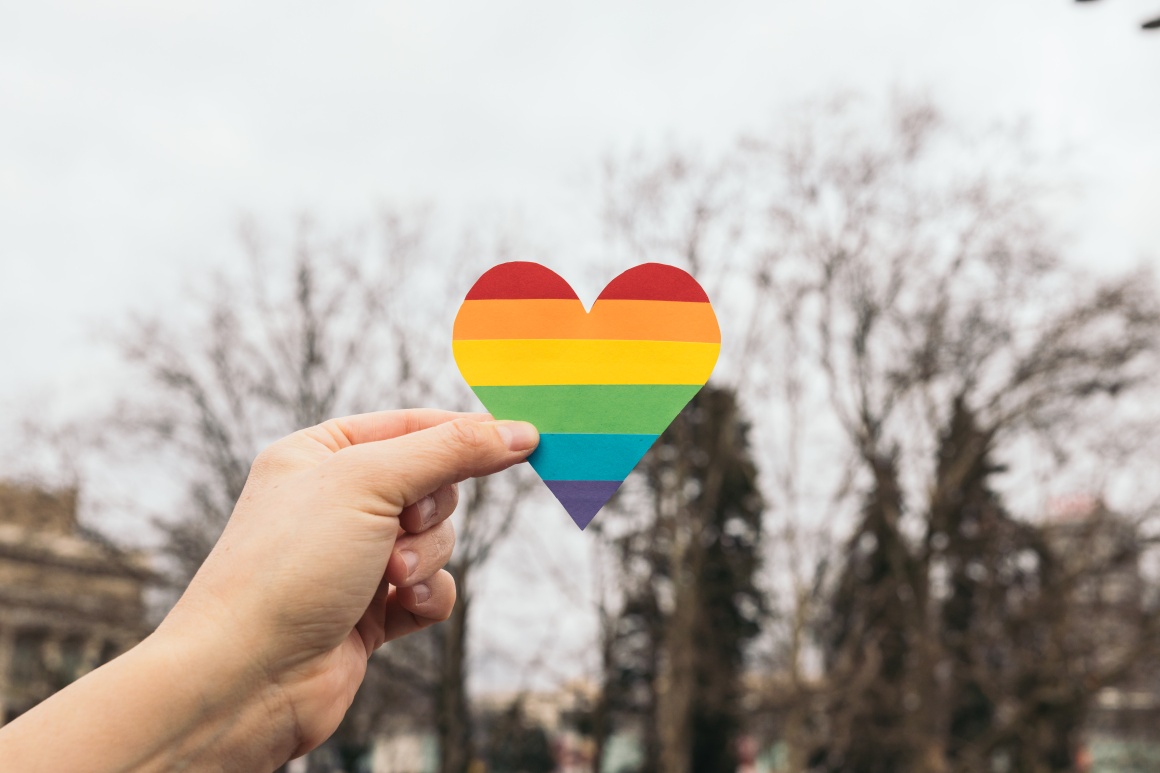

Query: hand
[0,409,540,773]
[158,410,539,761]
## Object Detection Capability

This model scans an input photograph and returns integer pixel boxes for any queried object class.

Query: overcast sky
[3,0,1159,415]
[2,0,1158,691]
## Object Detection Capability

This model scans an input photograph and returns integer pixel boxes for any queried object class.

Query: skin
[0,409,539,772]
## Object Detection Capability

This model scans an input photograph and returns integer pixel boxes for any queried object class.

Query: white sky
[3,0,1159,415]
[2,0,1159,691]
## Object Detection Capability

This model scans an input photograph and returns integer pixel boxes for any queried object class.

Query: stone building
[0,482,151,725]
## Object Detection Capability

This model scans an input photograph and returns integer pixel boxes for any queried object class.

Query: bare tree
[118,214,436,584]
[584,387,763,773]
[597,95,1160,772]
[115,212,537,771]
[742,97,1160,772]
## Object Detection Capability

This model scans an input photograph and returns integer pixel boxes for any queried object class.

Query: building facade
[0,482,151,725]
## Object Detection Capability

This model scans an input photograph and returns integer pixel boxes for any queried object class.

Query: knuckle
[443,484,460,513]
[438,521,457,558]
[315,419,348,446]
[445,418,493,452]
[250,444,287,476]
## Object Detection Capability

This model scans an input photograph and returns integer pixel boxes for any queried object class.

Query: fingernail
[491,421,539,452]
[413,583,431,604]
[416,495,438,528]
[401,550,419,577]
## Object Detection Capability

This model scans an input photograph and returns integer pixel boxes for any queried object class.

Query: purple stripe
[544,480,624,530]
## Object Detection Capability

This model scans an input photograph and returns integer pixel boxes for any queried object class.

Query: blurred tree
[432,473,534,773]
[760,102,1160,772]
[599,96,1160,772]
[813,452,920,773]
[598,386,764,773]
[813,401,1158,772]
[761,102,1160,772]
[482,696,556,773]
[119,214,440,585]
[115,213,533,773]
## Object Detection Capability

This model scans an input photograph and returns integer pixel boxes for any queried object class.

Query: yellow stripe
[453,339,720,386]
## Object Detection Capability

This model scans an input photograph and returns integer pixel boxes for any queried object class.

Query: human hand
[155,410,538,763]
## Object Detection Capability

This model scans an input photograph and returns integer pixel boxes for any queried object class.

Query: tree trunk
[656,577,697,773]
[437,561,473,773]
[591,614,615,773]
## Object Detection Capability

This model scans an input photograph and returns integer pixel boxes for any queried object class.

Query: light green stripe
[470,384,701,434]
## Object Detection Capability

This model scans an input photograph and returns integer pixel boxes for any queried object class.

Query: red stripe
[596,263,710,302]
[465,262,579,300]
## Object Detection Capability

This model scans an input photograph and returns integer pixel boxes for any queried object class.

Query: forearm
[0,627,296,772]
[0,411,523,770]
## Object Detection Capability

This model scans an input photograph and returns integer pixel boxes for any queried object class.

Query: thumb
[329,417,539,514]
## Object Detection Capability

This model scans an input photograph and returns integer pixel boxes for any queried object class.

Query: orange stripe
[453,299,720,343]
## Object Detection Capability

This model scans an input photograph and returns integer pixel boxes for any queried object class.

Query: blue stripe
[528,433,659,481]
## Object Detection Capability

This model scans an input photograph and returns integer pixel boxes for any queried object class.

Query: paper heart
[453,262,720,529]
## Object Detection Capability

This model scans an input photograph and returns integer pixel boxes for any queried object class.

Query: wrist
[145,613,300,770]
[0,618,300,773]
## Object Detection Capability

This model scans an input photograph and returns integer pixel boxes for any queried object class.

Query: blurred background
[2,2,1160,772]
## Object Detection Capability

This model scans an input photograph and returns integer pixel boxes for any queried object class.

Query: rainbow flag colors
[453,262,720,529]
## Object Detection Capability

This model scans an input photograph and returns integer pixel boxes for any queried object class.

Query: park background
[2,2,1160,772]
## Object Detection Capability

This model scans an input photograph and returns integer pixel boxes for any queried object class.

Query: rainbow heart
[453,262,720,529]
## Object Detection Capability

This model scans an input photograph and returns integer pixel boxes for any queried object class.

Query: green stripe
[470,384,701,434]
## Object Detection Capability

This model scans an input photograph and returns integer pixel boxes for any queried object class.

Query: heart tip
[570,510,601,530]
[544,480,623,533]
